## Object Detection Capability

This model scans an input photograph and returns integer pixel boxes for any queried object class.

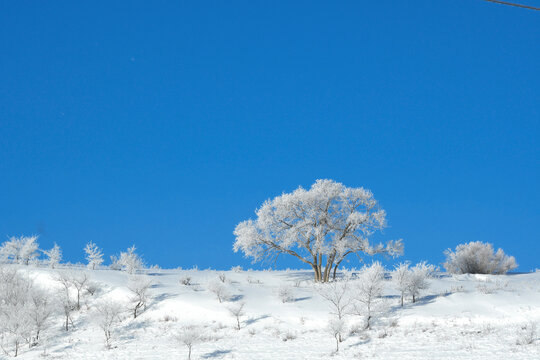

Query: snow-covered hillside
[2,266,540,360]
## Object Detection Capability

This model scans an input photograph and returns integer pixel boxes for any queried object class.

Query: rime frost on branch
[43,243,62,269]
[233,179,403,282]
[444,241,517,275]
[0,235,40,265]
[110,246,144,274]
[85,242,104,270]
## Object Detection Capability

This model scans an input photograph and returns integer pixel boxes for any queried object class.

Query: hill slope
[2,266,540,359]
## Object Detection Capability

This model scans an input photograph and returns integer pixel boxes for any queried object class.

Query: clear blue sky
[0,1,538,271]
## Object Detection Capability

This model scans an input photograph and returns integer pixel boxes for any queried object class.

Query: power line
[482,0,540,10]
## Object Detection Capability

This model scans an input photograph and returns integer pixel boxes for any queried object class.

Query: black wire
[482,0,540,11]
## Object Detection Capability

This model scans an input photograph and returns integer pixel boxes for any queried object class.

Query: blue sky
[0,1,538,271]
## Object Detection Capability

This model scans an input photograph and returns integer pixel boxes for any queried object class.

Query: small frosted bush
[276,285,295,303]
[516,322,537,345]
[444,241,517,275]
[207,280,229,303]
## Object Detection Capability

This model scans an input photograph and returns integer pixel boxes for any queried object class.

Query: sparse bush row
[0,236,145,274]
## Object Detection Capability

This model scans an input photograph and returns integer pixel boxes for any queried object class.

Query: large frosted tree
[233,179,403,282]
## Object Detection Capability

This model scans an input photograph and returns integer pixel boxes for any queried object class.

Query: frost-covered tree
[318,278,351,342]
[56,271,91,311]
[93,301,123,349]
[0,235,40,265]
[0,267,34,357]
[406,262,435,303]
[109,255,121,270]
[59,298,75,332]
[27,288,55,344]
[55,272,76,330]
[0,238,20,264]
[327,317,345,352]
[43,243,62,269]
[227,302,245,330]
[352,262,385,329]
[84,242,104,270]
[444,241,517,275]
[233,179,403,282]
[19,236,40,265]
[174,326,206,360]
[391,262,410,307]
[127,276,152,319]
[111,246,144,274]
[70,272,90,310]
[207,280,229,303]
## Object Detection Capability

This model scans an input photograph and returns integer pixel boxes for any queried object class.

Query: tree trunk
[332,256,347,280]
[322,253,336,283]
[318,253,322,280]
[312,264,321,282]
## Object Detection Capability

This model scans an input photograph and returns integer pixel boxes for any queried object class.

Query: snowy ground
[5,266,540,359]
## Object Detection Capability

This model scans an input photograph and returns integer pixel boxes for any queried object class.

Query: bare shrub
[450,285,465,293]
[246,276,261,284]
[281,330,297,341]
[230,265,243,273]
[476,283,496,294]
[161,314,178,322]
[180,276,192,286]
[85,281,101,296]
[218,273,226,283]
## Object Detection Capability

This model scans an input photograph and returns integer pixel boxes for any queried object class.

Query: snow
[4,266,540,359]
